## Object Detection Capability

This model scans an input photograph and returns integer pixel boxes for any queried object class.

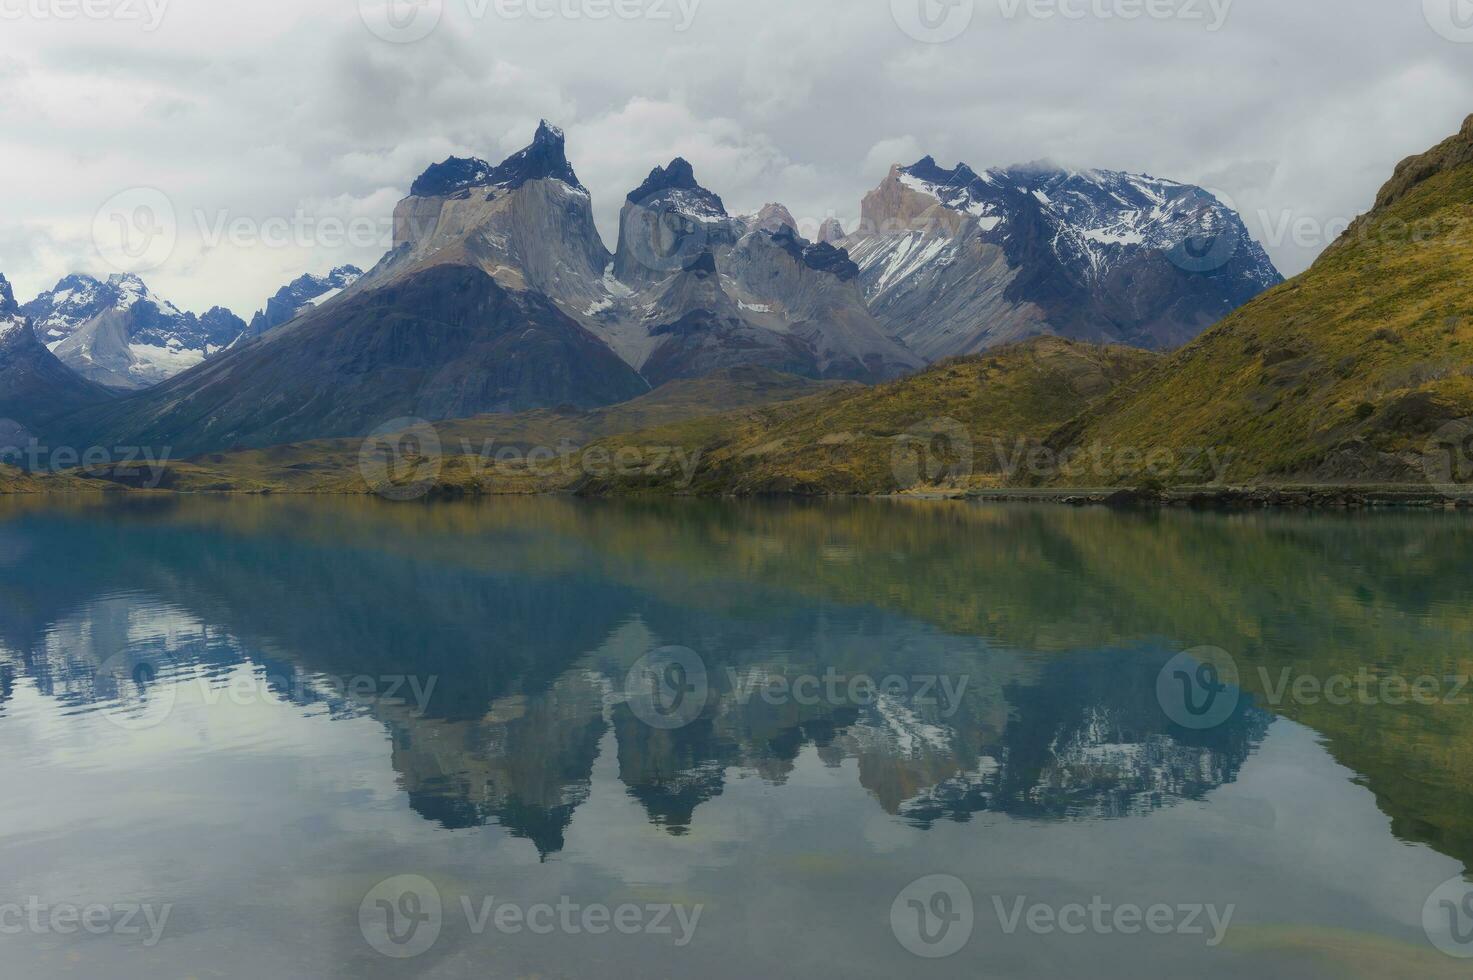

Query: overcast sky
[1,0,1470,315]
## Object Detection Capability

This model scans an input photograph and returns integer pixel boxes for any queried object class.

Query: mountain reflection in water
[3,496,1473,978]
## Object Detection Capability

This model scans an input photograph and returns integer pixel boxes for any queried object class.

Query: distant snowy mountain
[242,265,363,341]
[845,156,1281,358]
[21,274,244,389]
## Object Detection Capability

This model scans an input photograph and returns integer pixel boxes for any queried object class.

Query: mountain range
[521,112,1473,497]
[844,157,1280,358]
[22,273,245,390]
[10,120,1281,458]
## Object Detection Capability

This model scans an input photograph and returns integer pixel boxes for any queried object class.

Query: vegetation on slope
[58,367,841,494]
[1048,114,1473,487]
[569,336,1158,495]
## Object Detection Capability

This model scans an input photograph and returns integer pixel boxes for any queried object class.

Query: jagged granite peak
[817,218,847,244]
[750,203,798,234]
[0,273,16,316]
[612,159,735,290]
[245,265,365,339]
[409,120,584,198]
[627,158,727,218]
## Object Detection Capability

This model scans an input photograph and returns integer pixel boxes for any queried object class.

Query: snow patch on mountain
[24,273,245,389]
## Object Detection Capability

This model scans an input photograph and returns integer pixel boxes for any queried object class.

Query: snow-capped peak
[22,273,244,389]
[884,155,1278,288]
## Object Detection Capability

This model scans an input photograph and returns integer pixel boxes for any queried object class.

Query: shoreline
[4,481,1473,510]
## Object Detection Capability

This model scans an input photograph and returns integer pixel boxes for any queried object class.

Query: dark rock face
[641,310,816,388]
[628,158,726,214]
[0,281,114,436]
[681,250,718,277]
[409,121,583,198]
[57,265,649,457]
[768,227,861,281]
[409,156,498,198]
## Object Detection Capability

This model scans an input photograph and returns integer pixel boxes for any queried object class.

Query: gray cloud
[1,0,1469,317]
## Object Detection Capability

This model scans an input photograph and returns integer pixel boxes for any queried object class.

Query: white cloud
[0,0,1468,314]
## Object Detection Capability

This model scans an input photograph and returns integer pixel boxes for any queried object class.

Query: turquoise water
[2,496,1472,977]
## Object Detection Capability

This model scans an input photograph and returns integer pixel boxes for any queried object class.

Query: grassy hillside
[1048,114,1473,487]
[66,367,842,494]
[570,336,1158,495]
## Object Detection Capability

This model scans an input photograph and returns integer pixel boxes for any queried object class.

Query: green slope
[70,367,843,493]
[570,336,1158,495]
[1048,113,1473,488]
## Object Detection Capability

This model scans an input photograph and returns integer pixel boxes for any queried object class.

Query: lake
[2,496,1472,977]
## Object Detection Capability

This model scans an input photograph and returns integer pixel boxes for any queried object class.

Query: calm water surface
[2,497,1472,977]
